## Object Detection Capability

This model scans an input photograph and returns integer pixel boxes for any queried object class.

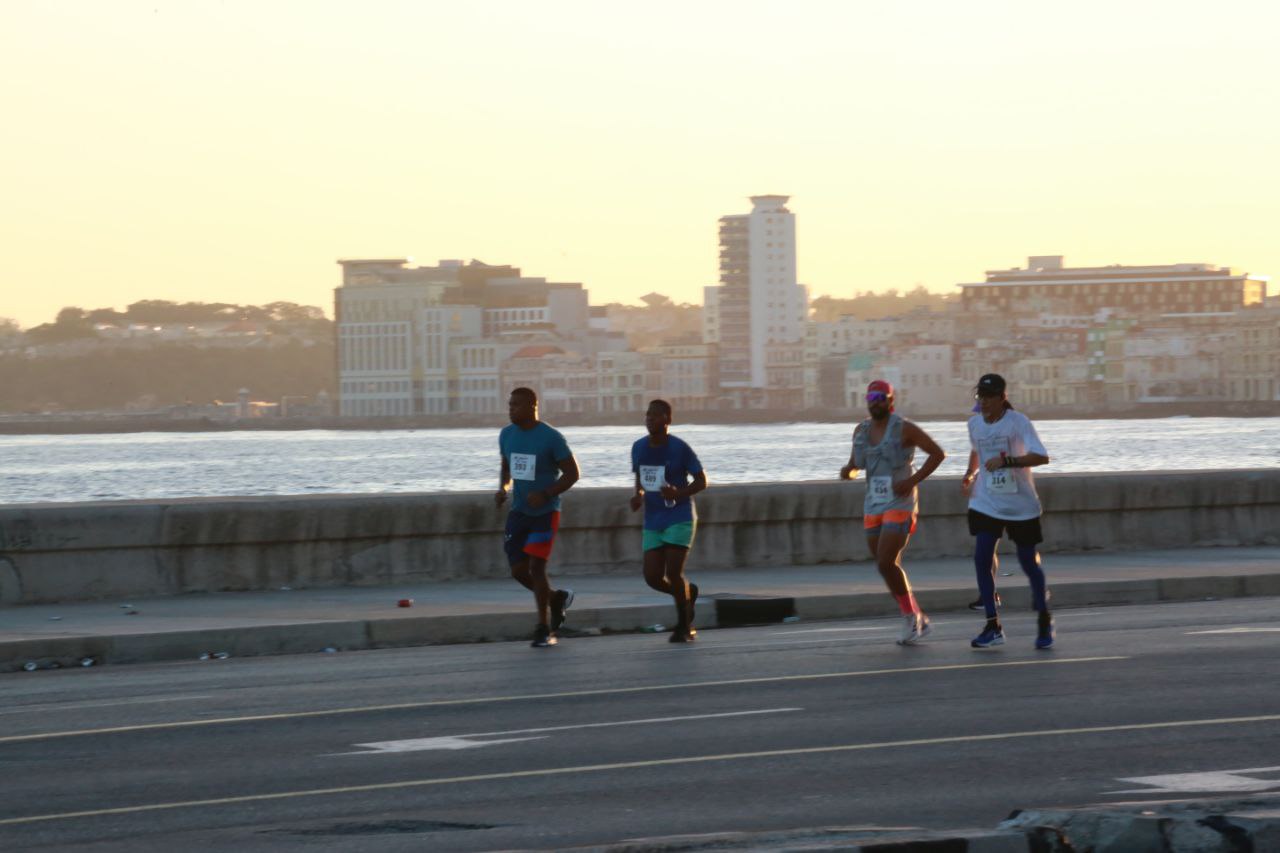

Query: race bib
[869,476,893,506]
[639,465,665,492]
[988,468,1018,494]
[510,452,536,481]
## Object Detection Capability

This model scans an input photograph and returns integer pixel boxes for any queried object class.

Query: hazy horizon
[3,0,1276,328]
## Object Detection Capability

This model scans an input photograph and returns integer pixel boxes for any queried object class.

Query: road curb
[3,570,1278,673]
[538,825,1032,851]
[999,794,1280,851]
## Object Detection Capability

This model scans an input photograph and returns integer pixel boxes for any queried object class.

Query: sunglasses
[865,392,889,403]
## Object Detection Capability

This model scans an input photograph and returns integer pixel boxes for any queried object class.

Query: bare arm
[983,450,1049,472]
[840,424,864,480]
[495,455,511,507]
[526,454,579,509]
[548,454,581,498]
[900,421,945,492]
[629,471,644,512]
[961,450,979,495]
[662,470,707,502]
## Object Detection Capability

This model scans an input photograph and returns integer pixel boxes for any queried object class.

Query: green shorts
[642,521,696,551]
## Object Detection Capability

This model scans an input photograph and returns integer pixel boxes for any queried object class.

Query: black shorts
[968,509,1043,547]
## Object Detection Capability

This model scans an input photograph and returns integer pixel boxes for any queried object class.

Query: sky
[2,0,1277,327]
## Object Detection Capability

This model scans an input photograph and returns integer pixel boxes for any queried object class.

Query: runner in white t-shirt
[961,374,1055,650]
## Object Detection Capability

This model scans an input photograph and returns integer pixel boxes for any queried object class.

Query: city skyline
[3,1,1278,328]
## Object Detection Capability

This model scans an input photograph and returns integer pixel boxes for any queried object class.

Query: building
[596,351,647,413]
[658,343,719,411]
[1224,305,1280,402]
[335,258,590,416]
[811,315,898,357]
[960,256,1267,317]
[705,195,810,404]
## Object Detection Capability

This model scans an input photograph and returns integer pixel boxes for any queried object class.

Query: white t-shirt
[967,409,1048,521]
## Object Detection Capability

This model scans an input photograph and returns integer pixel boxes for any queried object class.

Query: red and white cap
[866,379,895,412]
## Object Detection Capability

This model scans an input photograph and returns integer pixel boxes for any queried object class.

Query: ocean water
[1,417,1277,505]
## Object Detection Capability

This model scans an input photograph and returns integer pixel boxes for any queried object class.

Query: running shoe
[971,624,1006,648]
[967,592,1001,612]
[668,625,695,643]
[531,623,557,648]
[550,588,574,632]
[897,613,926,645]
[1036,611,1055,650]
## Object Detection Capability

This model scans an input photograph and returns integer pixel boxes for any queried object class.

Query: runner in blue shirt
[496,387,580,648]
[629,399,707,643]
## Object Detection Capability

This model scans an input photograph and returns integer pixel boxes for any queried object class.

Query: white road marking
[0,656,1125,745]
[2,710,1276,827]
[1186,627,1280,635]
[339,708,802,756]
[341,735,546,753]
[1109,766,1280,794]
[770,626,895,635]
[0,695,214,716]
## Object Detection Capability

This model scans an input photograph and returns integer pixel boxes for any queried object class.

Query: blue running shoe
[1036,611,1055,649]
[971,625,1005,648]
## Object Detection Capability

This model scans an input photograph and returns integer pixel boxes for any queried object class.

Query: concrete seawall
[1,470,1277,605]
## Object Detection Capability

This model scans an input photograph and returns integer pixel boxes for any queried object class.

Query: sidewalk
[3,546,1279,672]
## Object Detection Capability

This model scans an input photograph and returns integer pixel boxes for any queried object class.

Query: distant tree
[0,340,335,413]
[0,317,20,337]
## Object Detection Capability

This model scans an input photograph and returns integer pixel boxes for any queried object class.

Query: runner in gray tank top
[840,380,947,645]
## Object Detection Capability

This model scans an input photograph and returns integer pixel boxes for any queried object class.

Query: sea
[1,417,1277,505]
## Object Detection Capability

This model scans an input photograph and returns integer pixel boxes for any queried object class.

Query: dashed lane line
[2,708,1275,827]
[0,656,1125,745]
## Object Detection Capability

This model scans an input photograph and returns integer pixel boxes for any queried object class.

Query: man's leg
[970,517,1006,648]
[510,558,535,592]
[664,545,693,639]
[974,532,1001,619]
[1015,544,1048,611]
[1013,520,1052,648]
[642,545,671,595]
[527,556,553,628]
[876,531,922,616]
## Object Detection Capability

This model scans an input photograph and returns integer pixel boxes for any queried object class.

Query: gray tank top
[852,413,917,514]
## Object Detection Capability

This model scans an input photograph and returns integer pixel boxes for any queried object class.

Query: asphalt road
[2,597,1278,852]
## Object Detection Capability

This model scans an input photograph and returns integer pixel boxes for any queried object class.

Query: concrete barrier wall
[1,470,1277,604]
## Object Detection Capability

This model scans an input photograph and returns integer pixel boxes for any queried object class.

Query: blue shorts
[504,510,560,566]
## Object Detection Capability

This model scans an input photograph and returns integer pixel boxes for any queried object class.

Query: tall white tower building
[709,195,808,397]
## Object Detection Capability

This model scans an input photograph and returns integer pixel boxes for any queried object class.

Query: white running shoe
[897,613,925,645]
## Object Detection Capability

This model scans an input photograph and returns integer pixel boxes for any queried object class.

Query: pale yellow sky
[2,0,1276,326]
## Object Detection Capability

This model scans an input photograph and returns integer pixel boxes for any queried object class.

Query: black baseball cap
[975,373,1007,396]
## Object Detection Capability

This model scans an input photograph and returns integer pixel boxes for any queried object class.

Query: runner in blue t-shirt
[496,387,580,648]
[629,399,707,643]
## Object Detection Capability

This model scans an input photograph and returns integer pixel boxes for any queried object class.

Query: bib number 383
[511,453,536,481]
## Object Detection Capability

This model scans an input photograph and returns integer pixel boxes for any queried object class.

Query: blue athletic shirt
[630,434,703,530]
[499,421,573,516]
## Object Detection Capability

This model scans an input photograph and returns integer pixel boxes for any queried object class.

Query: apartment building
[960,256,1266,316]
[705,196,809,401]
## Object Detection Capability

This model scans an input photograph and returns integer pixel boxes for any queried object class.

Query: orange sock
[893,592,919,616]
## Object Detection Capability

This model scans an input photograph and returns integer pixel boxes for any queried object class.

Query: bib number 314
[988,468,1017,494]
